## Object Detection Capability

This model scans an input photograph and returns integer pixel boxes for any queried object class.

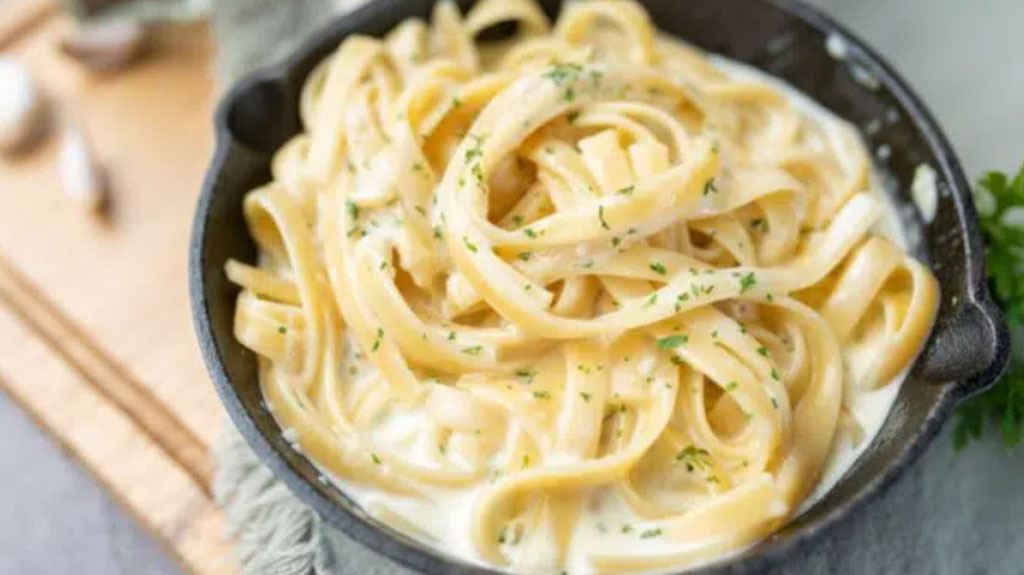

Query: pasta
[225,0,939,572]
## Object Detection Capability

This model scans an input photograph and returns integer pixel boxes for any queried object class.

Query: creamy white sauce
[291,52,923,575]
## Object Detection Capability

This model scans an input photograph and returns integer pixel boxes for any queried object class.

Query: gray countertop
[2,0,1022,573]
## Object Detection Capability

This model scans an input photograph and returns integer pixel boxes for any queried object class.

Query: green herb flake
[616,185,635,196]
[724,381,739,392]
[580,392,592,403]
[542,61,584,86]
[517,252,533,262]
[657,334,689,349]
[640,528,663,539]
[533,390,551,400]
[515,369,537,384]
[598,205,611,230]
[675,445,712,472]
[463,236,479,253]
[738,271,757,293]
[462,345,483,355]
[649,261,667,275]
[703,178,718,196]
[371,453,382,465]
[278,326,287,335]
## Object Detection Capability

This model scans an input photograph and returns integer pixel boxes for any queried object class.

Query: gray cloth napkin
[210,2,1024,574]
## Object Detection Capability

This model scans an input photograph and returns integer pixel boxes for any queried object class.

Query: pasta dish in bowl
[191,0,1006,573]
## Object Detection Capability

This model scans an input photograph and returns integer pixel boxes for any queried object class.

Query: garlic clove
[59,125,108,214]
[60,20,149,72]
[0,58,45,155]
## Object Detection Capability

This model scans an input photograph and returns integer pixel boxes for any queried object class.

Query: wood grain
[0,6,236,575]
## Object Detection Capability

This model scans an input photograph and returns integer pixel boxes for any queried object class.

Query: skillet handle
[912,295,1010,398]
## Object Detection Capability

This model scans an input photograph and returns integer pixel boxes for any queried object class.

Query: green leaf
[956,161,1024,449]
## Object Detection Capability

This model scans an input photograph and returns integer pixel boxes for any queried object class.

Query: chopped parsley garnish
[640,528,663,539]
[432,225,444,240]
[657,334,689,349]
[517,252,533,262]
[543,61,584,84]
[598,205,611,230]
[462,345,483,355]
[649,261,667,275]
[616,185,635,196]
[345,199,360,220]
[770,368,780,381]
[542,61,585,103]
[757,346,770,357]
[676,445,712,472]
[703,178,718,196]
[643,293,658,308]
[371,453,382,465]
[277,326,287,334]
[724,381,739,392]
[463,236,479,253]
[533,390,551,400]
[370,328,384,352]
[738,271,757,293]
[515,369,537,384]
[523,227,538,239]
[580,392,592,403]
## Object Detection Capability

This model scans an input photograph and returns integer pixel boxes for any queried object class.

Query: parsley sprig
[955,163,1024,449]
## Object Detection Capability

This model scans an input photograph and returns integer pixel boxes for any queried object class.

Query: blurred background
[0,0,1021,574]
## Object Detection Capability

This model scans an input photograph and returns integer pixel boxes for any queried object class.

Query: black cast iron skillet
[190,1,1010,573]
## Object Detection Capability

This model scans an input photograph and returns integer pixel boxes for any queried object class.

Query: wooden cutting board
[0,3,236,574]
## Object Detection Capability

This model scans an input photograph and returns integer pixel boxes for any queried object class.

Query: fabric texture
[210,1,1024,574]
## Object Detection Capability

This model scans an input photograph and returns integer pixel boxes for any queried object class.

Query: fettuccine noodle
[226,0,939,572]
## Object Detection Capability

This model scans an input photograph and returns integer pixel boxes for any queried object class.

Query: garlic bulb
[0,58,44,154]
[58,126,108,213]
